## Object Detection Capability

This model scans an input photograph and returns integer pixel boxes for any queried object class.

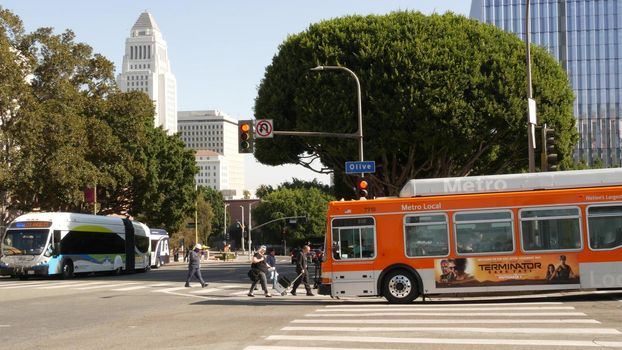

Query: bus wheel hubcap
[388,275,411,298]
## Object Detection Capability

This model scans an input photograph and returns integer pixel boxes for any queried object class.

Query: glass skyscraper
[470,0,622,166]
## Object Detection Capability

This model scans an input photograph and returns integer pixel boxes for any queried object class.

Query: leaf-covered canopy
[254,12,577,197]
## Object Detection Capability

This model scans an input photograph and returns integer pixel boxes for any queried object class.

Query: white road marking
[0,282,55,289]
[315,306,575,312]
[190,288,223,294]
[245,347,396,350]
[218,284,247,289]
[265,335,622,347]
[0,325,10,328]
[305,311,586,317]
[231,290,252,296]
[149,283,175,287]
[75,282,137,290]
[291,318,601,324]
[324,301,565,308]
[152,287,189,293]
[281,326,620,335]
[111,285,149,291]
[36,282,91,289]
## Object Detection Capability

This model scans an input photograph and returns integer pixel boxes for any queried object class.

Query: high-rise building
[470,0,622,166]
[178,110,245,199]
[117,12,178,135]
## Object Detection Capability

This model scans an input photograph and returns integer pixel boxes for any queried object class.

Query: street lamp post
[310,65,364,164]
[223,203,229,246]
[525,0,536,172]
[247,201,259,260]
[239,205,245,253]
[194,185,198,244]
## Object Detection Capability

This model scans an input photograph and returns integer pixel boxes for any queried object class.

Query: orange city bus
[318,168,622,303]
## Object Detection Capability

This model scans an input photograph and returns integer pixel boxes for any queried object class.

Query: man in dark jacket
[291,245,314,296]
[185,244,207,288]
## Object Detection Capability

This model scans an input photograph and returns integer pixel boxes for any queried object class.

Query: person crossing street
[291,245,314,296]
[185,244,207,288]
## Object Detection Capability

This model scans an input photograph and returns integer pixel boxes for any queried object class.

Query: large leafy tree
[254,12,577,198]
[0,9,197,232]
[201,186,226,242]
[252,187,334,245]
[0,8,34,225]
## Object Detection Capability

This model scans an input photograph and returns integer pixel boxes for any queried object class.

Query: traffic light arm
[250,215,307,232]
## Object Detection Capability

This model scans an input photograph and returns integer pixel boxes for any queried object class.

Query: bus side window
[588,205,622,250]
[331,217,376,260]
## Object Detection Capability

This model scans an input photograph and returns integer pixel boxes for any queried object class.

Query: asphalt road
[1,257,621,350]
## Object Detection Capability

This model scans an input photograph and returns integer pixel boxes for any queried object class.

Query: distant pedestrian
[291,245,314,296]
[265,248,278,289]
[173,247,179,262]
[248,245,271,297]
[185,244,207,288]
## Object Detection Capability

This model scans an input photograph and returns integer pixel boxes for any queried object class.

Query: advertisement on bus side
[435,254,580,288]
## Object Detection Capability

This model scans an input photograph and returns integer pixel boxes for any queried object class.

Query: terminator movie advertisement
[435,254,580,288]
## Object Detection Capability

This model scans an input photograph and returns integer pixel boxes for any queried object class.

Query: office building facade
[470,0,622,166]
[178,110,245,199]
[117,12,178,134]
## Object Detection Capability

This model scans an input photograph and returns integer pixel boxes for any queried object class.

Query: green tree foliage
[254,12,577,197]
[252,187,334,245]
[0,9,197,232]
[200,186,226,242]
[279,178,333,196]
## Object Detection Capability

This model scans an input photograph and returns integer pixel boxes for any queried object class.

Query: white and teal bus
[0,212,151,279]
[149,229,170,268]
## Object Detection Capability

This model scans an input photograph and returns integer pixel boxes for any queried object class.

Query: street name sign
[345,161,376,174]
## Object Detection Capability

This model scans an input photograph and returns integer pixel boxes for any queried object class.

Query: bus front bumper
[0,264,48,277]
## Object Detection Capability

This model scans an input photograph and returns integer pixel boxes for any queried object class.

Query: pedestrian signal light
[357,178,369,199]
[238,120,254,153]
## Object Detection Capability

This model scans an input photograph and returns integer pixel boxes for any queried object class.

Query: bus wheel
[383,269,418,304]
[61,260,75,279]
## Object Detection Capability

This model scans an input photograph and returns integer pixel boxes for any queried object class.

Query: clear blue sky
[2,0,470,194]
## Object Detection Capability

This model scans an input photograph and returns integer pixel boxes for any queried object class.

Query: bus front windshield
[2,229,50,256]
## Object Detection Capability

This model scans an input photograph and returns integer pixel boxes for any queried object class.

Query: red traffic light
[357,178,369,198]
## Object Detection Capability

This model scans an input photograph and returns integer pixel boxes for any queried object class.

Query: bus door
[330,217,377,297]
[122,219,135,273]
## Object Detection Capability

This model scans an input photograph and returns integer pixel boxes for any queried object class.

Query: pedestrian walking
[248,245,271,297]
[291,245,314,296]
[185,244,207,288]
[265,248,278,289]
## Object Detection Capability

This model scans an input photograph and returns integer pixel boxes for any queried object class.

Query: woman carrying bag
[247,245,271,297]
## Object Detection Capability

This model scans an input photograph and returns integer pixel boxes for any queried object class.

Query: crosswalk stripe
[291,318,601,324]
[36,282,91,289]
[149,283,175,287]
[315,306,575,312]
[219,285,246,289]
[244,347,393,350]
[324,301,565,308]
[305,311,586,317]
[190,288,223,294]
[153,287,189,293]
[75,282,137,290]
[231,290,251,296]
[111,285,149,291]
[0,282,54,289]
[265,335,622,347]
[281,326,620,335]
